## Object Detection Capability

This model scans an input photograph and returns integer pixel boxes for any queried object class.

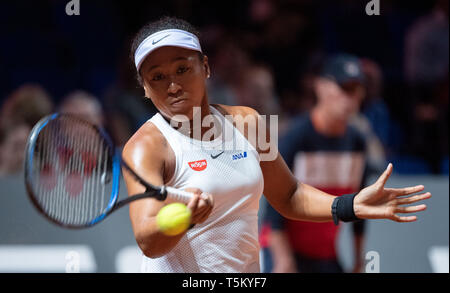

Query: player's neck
[311,107,347,137]
[163,98,222,141]
[190,103,221,141]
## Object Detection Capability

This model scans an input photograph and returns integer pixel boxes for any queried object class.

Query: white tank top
[140,106,264,273]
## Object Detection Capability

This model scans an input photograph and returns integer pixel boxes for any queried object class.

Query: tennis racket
[24,113,195,229]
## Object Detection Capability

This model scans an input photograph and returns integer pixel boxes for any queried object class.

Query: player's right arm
[122,123,212,258]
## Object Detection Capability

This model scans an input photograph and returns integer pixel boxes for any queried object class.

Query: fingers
[187,192,201,212]
[185,189,214,224]
[193,193,213,221]
[396,192,431,205]
[395,204,427,214]
[392,214,418,223]
[386,185,425,197]
[376,163,393,187]
[185,187,204,210]
[389,191,429,222]
[390,194,429,222]
[200,192,214,207]
[194,203,213,223]
[187,195,209,224]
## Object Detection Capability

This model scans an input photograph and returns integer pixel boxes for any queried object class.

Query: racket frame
[24,113,171,229]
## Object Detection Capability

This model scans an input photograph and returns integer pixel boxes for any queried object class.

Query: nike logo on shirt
[210,151,224,159]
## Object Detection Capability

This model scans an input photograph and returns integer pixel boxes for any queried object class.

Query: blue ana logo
[232,152,247,161]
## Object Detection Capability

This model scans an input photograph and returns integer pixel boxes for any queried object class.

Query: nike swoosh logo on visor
[152,34,171,45]
[210,151,224,159]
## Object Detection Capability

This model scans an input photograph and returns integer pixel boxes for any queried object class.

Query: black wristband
[332,193,359,225]
[331,197,339,225]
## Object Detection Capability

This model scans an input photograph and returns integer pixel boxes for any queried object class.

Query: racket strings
[31,116,113,226]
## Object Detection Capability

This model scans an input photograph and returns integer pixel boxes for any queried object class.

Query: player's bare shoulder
[212,104,263,150]
[213,104,276,159]
[213,104,260,120]
[212,104,261,133]
[122,121,169,169]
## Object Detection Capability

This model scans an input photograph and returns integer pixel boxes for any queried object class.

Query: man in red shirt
[261,54,369,273]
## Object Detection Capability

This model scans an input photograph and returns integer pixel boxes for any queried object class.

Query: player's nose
[167,80,182,95]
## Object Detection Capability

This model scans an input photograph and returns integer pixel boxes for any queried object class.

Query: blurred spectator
[0,124,30,176]
[0,1,447,175]
[104,39,158,146]
[297,73,318,114]
[349,114,386,173]
[247,1,320,116]
[232,62,294,135]
[404,0,448,84]
[261,54,370,273]
[206,37,250,106]
[0,84,54,176]
[403,0,449,173]
[294,51,327,117]
[59,90,104,127]
[249,0,276,25]
[0,83,53,129]
[349,58,388,172]
[234,63,280,116]
[359,58,391,150]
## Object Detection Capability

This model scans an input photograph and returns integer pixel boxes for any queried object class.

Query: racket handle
[164,186,195,203]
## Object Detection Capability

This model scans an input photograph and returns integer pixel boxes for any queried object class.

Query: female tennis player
[122,17,431,273]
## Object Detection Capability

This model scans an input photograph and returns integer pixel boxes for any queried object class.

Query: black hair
[130,16,203,85]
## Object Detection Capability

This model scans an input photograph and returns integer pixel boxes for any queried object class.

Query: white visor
[134,29,202,71]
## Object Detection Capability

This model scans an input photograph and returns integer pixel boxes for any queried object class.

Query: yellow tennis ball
[156,203,192,236]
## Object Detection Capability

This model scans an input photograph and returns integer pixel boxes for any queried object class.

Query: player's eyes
[177,66,189,74]
[152,73,165,81]
[150,66,189,81]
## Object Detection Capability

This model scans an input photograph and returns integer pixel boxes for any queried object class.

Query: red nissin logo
[188,159,207,171]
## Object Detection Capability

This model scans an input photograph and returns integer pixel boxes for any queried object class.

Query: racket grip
[164,186,195,203]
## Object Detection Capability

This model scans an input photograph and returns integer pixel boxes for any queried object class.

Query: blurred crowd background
[0,0,448,274]
[0,0,448,176]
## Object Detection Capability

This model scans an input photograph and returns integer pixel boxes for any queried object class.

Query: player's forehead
[140,46,199,73]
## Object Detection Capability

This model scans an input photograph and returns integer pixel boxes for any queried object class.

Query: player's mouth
[170,98,187,106]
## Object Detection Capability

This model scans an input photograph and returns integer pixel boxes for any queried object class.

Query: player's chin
[174,104,206,122]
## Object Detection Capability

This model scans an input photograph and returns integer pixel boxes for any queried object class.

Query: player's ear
[202,55,211,79]
[142,82,151,99]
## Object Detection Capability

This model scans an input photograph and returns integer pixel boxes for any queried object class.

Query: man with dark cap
[261,53,369,273]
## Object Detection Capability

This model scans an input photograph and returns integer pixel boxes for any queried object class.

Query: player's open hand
[185,188,214,225]
[353,163,431,222]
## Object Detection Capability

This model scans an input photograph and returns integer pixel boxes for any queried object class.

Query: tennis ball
[156,203,192,236]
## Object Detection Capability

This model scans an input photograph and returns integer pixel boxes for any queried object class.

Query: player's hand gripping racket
[24,113,195,229]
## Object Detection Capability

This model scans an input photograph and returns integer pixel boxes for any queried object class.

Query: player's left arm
[261,153,340,222]
[237,106,431,223]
